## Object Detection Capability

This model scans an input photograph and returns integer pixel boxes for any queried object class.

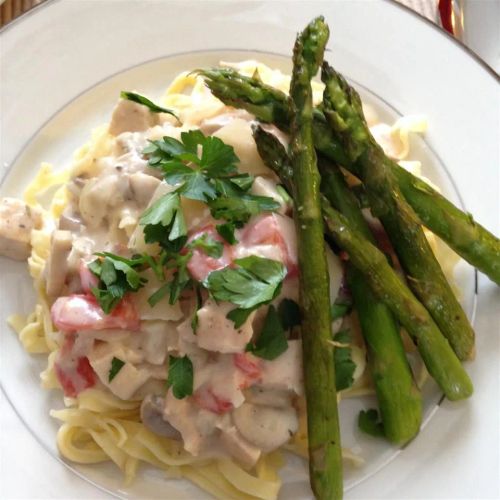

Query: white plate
[0,1,498,499]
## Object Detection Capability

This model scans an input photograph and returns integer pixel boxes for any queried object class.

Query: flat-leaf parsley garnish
[88,253,148,313]
[139,191,187,251]
[143,130,280,224]
[167,355,193,399]
[246,305,288,360]
[203,255,287,327]
[120,91,178,119]
[333,329,356,391]
[108,357,125,382]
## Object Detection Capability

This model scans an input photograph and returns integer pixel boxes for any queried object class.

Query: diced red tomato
[193,387,234,414]
[233,352,262,388]
[186,226,233,282]
[240,214,298,277]
[54,335,96,397]
[51,294,140,332]
[79,259,99,293]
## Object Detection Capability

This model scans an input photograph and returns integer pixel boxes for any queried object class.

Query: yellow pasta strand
[217,459,281,500]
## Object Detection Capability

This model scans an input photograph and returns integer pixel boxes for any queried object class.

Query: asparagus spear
[321,163,422,445]
[254,125,422,444]
[321,62,475,361]
[321,199,473,401]
[288,17,343,499]
[254,127,473,401]
[392,162,500,285]
[199,68,500,285]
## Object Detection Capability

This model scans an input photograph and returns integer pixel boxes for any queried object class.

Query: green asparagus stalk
[254,125,422,444]
[198,68,500,285]
[253,127,473,402]
[288,18,343,499]
[321,62,475,361]
[321,162,422,445]
[392,162,500,285]
[321,199,473,401]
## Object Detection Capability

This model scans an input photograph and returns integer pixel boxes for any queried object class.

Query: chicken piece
[88,342,150,400]
[250,176,288,215]
[193,354,249,412]
[199,110,254,135]
[213,119,274,177]
[220,425,261,467]
[163,388,220,456]
[259,340,303,395]
[129,172,161,206]
[109,98,159,136]
[45,230,73,297]
[0,197,41,261]
[132,270,183,322]
[232,403,299,453]
[140,320,178,365]
[78,173,131,228]
[194,299,256,354]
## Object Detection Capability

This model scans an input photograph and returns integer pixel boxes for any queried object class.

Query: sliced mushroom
[45,230,73,296]
[140,395,181,439]
[129,172,161,206]
[233,403,299,453]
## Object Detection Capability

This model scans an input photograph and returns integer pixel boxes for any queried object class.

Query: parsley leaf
[216,222,238,244]
[89,253,147,313]
[147,250,193,306]
[108,357,125,382]
[246,305,288,360]
[145,130,239,187]
[139,192,187,251]
[177,171,217,201]
[167,252,193,304]
[167,355,193,399]
[188,233,223,258]
[358,409,384,437]
[330,295,352,321]
[208,194,280,225]
[331,302,351,321]
[203,256,286,310]
[147,283,170,307]
[143,130,279,224]
[120,91,178,118]
[228,174,254,191]
[278,299,301,332]
[333,330,357,391]
[226,306,259,328]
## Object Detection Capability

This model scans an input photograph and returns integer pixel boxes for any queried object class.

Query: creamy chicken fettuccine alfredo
[4,61,443,499]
